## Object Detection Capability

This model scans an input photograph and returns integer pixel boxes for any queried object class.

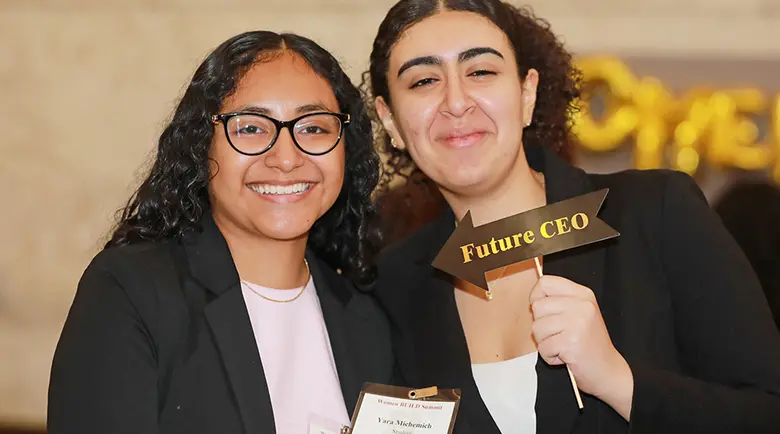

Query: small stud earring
[390,137,397,148]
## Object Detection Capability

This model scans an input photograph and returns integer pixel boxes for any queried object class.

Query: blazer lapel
[307,253,361,413]
[530,145,611,434]
[307,251,396,417]
[183,215,276,434]
[406,210,502,433]
[204,286,276,434]
[536,244,607,434]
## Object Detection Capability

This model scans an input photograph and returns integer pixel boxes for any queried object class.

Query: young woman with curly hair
[48,31,392,434]
[362,1,780,433]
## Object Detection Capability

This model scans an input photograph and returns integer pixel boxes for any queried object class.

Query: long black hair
[361,0,581,190]
[107,31,381,285]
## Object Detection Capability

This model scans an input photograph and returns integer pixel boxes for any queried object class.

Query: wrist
[595,355,635,421]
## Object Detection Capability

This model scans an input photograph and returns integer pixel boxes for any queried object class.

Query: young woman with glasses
[48,30,392,434]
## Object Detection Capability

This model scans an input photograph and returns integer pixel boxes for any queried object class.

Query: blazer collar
[179,213,363,432]
[406,145,610,433]
[181,213,352,305]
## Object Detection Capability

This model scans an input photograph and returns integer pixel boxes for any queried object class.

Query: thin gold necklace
[242,259,310,303]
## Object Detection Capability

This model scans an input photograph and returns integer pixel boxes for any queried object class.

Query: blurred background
[1,0,779,431]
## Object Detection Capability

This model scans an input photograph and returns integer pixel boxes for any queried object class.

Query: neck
[214,217,309,290]
[443,152,546,227]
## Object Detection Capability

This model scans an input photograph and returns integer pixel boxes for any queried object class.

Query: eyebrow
[397,46,504,78]
[233,102,334,116]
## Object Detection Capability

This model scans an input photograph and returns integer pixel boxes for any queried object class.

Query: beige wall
[1,0,779,427]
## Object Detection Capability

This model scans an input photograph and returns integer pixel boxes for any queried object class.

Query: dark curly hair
[107,30,381,285]
[361,0,581,191]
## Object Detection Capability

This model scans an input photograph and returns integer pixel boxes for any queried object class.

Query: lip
[437,130,488,149]
[246,181,317,204]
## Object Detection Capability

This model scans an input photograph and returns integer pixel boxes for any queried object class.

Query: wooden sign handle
[534,256,584,410]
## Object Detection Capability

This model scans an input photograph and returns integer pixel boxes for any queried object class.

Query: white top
[471,351,539,434]
[241,277,350,434]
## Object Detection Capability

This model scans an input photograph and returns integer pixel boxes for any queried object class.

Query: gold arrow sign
[432,189,620,290]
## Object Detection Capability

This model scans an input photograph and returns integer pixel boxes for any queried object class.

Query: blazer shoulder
[88,241,178,285]
[83,241,183,316]
[588,168,704,217]
[377,216,443,271]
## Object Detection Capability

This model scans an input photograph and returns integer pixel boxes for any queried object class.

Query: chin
[252,220,312,242]
[438,165,492,193]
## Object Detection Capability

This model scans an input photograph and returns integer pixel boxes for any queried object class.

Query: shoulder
[377,216,443,272]
[312,255,387,312]
[589,168,704,205]
[80,240,182,317]
[587,168,707,223]
[89,241,173,272]
[373,216,446,311]
[86,241,178,287]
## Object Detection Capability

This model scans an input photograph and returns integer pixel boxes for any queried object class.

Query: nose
[263,128,305,173]
[442,77,474,118]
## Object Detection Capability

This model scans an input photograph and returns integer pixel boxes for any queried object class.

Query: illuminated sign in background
[572,57,779,183]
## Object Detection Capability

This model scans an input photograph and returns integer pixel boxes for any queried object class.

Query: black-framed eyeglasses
[211,111,351,156]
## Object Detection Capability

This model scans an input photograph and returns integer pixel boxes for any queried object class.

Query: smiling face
[208,51,346,243]
[376,10,538,198]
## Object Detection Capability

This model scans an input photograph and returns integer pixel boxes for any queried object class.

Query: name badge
[346,384,460,434]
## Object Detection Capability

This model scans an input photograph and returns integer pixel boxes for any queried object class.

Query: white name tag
[348,384,460,434]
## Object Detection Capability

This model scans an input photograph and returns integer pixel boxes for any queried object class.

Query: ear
[522,68,539,127]
[375,96,407,150]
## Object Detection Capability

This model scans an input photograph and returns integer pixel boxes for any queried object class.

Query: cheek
[208,140,250,197]
[397,99,439,152]
[318,149,346,202]
[478,84,524,122]
[476,88,524,141]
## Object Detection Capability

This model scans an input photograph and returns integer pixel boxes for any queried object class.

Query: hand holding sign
[529,275,634,419]
[432,189,620,410]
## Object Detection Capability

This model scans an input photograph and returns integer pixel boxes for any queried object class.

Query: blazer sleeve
[47,251,159,434]
[628,171,780,434]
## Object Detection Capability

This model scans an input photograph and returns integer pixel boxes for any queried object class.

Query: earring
[390,137,397,148]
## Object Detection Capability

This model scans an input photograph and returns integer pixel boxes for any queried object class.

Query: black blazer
[375,145,780,434]
[48,215,394,434]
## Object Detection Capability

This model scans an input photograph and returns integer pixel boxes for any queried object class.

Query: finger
[531,313,566,344]
[528,279,547,304]
[531,275,595,301]
[537,332,567,366]
[530,295,585,319]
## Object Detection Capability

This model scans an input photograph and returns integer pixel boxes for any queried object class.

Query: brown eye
[410,77,437,89]
[470,69,497,77]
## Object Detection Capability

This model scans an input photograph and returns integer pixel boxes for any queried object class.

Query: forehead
[223,51,339,110]
[389,10,513,70]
